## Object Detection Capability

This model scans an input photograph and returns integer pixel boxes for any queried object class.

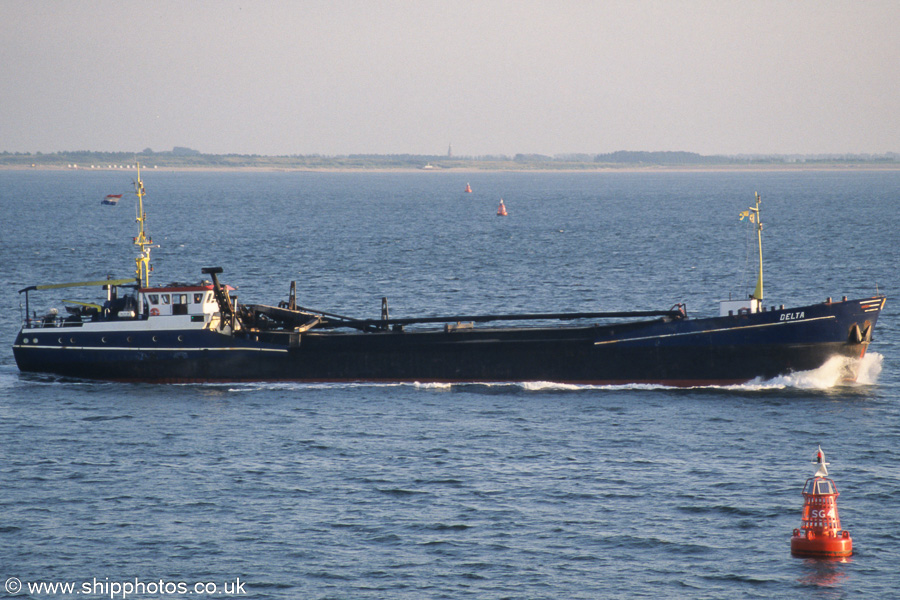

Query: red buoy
[790,446,852,558]
[497,199,507,216]
[465,183,472,193]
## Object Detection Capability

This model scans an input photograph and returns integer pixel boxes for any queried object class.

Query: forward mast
[132,163,154,288]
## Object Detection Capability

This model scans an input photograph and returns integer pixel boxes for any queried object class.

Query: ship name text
[780,311,805,322]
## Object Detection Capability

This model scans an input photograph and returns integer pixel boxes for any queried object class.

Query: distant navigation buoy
[497,199,507,216]
[465,183,472,193]
[790,446,852,558]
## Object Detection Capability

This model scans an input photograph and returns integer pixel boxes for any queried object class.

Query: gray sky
[2,0,898,156]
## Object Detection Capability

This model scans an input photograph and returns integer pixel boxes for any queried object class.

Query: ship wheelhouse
[141,285,223,320]
[17,280,231,330]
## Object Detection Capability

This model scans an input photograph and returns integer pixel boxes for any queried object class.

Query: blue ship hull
[13,296,885,386]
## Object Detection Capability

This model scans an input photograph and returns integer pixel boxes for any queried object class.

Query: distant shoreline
[4,148,897,173]
[3,163,900,173]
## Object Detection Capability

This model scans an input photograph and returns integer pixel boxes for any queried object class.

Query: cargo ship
[12,167,885,385]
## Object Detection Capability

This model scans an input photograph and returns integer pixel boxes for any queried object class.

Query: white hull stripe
[594,315,836,346]
[861,299,886,312]
[13,345,288,354]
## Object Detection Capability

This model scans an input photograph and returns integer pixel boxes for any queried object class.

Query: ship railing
[23,315,85,329]
[18,278,140,330]
[22,309,145,329]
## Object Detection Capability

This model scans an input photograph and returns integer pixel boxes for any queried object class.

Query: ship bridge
[141,284,227,319]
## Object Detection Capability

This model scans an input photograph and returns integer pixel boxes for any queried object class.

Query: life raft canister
[790,446,852,558]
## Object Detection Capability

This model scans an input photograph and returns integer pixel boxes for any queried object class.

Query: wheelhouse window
[174,294,188,305]
[161,294,171,304]
[193,293,203,304]
[147,294,159,305]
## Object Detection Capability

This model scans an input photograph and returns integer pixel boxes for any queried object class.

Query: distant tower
[448,143,452,158]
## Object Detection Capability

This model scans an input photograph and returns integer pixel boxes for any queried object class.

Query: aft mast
[133,163,153,287]
[749,192,763,301]
[720,193,764,316]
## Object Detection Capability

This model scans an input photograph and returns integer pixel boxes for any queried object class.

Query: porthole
[33,338,38,344]
[101,337,107,343]
[152,336,158,342]
[177,335,184,342]
[22,338,29,344]
[70,338,76,344]
[127,336,133,343]
[59,338,64,344]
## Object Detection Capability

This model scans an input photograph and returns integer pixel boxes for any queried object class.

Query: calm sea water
[1,169,899,599]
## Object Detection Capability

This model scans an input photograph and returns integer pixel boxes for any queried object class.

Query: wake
[732,352,882,391]
[143,353,886,393]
